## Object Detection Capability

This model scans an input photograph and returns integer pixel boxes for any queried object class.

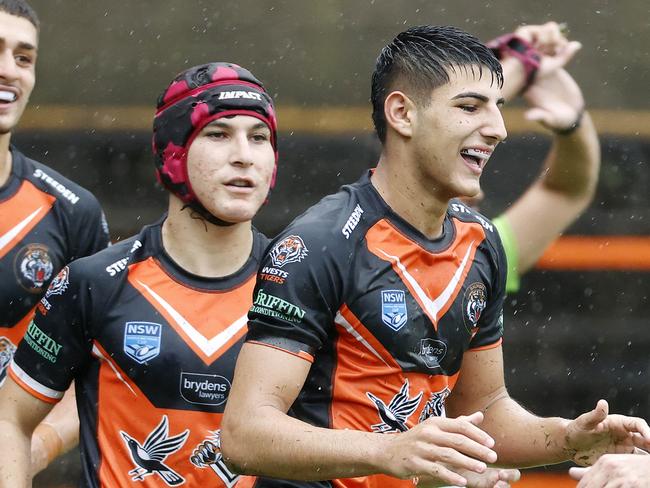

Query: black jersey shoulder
[448,200,502,245]
[65,227,151,287]
[13,148,103,214]
[276,171,384,253]
[448,199,506,277]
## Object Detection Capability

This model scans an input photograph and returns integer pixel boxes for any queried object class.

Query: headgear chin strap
[152,62,278,226]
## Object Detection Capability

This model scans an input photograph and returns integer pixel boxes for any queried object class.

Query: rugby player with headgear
[0,62,277,487]
[220,25,649,488]
[0,0,109,476]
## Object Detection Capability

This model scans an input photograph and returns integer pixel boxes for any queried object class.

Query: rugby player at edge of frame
[0,0,110,476]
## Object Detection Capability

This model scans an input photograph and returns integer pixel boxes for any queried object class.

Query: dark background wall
[25,0,650,110]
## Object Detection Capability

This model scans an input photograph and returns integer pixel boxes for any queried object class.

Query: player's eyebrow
[0,38,37,51]
[452,91,505,106]
[205,120,269,131]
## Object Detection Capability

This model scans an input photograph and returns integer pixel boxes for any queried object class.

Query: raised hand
[383,412,498,487]
[564,400,650,466]
[523,67,584,131]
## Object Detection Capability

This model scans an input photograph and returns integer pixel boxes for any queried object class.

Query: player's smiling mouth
[0,89,18,104]
[460,147,492,169]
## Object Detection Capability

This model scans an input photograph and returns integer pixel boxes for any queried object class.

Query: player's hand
[381,411,498,487]
[417,465,520,488]
[515,21,568,55]
[569,453,650,487]
[563,399,650,466]
[523,68,584,131]
[515,21,582,76]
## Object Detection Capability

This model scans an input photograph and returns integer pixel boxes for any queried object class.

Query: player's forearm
[500,57,527,101]
[221,405,391,480]
[542,111,600,200]
[481,397,571,467]
[0,421,33,487]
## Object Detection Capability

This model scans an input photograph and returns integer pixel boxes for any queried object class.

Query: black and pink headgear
[152,62,278,224]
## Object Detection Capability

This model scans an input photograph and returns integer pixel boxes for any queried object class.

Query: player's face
[410,66,506,200]
[0,12,37,135]
[186,115,275,224]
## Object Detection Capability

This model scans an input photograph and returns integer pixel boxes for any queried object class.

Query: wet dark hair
[371,25,503,143]
[0,0,40,31]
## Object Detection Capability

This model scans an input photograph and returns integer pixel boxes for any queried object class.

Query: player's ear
[384,91,415,139]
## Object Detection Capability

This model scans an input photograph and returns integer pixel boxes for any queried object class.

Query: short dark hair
[0,0,40,31]
[371,25,503,143]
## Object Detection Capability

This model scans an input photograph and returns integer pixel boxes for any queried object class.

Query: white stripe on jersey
[9,360,65,400]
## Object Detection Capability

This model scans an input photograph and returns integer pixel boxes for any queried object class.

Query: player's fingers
[458,411,484,426]
[437,414,496,450]
[545,23,569,53]
[415,462,468,487]
[577,399,609,430]
[569,466,588,480]
[553,41,582,68]
[498,468,521,482]
[620,416,650,438]
[524,108,552,126]
[429,433,497,466]
[531,22,561,52]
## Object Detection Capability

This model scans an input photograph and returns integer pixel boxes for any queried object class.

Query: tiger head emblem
[269,235,308,268]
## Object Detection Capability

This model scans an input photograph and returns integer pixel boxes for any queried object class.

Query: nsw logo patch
[381,289,408,331]
[123,322,162,364]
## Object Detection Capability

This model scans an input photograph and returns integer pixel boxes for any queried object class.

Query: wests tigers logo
[463,282,487,334]
[269,235,308,268]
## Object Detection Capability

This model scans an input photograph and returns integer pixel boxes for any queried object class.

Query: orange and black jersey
[11,219,268,488]
[0,147,109,383]
[247,171,507,488]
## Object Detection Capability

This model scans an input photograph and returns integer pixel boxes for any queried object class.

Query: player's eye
[15,54,34,67]
[459,105,477,113]
[206,131,227,139]
[251,133,270,143]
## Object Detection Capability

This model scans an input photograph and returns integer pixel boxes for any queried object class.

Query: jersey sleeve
[468,230,507,350]
[492,215,520,294]
[70,196,111,260]
[246,228,346,362]
[10,262,96,404]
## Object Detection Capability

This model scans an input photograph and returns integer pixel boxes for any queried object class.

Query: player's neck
[372,156,448,240]
[0,134,12,188]
[162,197,253,278]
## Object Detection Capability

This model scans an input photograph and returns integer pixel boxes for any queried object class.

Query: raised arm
[221,342,498,486]
[0,377,54,487]
[501,67,600,274]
